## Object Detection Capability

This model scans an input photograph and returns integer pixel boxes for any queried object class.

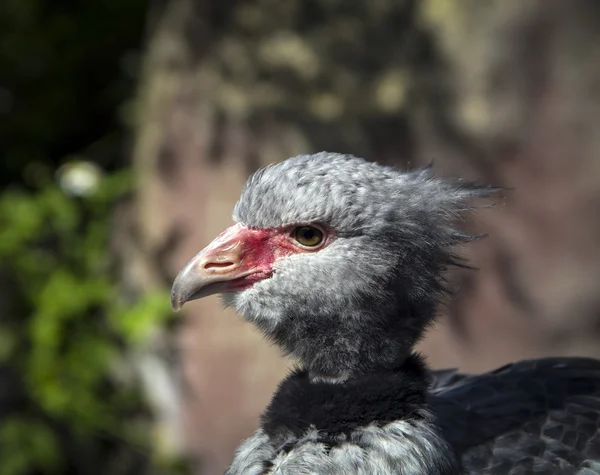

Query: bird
[171,152,600,475]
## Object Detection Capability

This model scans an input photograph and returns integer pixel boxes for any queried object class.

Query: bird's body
[228,354,459,475]
[171,153,600,474]
[226,356,600,475]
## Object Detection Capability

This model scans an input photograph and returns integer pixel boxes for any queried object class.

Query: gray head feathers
[228,152,497,379]
[234,153,491,236]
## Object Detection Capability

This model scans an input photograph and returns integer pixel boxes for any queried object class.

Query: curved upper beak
[170,224,261,311]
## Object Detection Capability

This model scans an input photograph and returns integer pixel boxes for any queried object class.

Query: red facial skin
[219,224,333,292]
[170,222,335,310]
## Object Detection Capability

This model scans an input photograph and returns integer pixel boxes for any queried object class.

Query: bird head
[171,153,494,380]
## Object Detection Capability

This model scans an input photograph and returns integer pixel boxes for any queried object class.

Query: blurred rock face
[418,0,600,364]
[129,0,600,472]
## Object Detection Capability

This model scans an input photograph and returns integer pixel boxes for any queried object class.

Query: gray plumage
[171,152,600,475]
[228,152,489,381]
[228,417,456,475]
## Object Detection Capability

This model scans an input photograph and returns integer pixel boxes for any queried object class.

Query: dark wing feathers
[428,368,464,391]
[429,358,600,474]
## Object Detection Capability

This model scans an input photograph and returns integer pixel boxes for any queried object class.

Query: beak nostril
[204,261,236,270]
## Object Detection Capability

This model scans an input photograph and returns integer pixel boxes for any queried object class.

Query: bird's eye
[293,226,324,247]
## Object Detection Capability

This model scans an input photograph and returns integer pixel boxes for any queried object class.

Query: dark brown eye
[293,226,324,247]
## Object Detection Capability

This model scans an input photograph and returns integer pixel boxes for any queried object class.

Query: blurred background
[2,0,600,473]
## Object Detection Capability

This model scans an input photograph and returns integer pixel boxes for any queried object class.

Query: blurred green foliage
[0,173,180,475]
[0,0,188,473]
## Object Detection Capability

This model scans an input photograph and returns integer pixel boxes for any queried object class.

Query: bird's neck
[273,305,432,381]
[263,354,431,438]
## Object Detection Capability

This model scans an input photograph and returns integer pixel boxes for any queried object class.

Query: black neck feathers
[261,354,431,445]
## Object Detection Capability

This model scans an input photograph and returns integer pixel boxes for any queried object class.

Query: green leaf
[0,417,63,475]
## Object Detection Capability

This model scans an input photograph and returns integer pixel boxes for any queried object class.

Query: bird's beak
[170,224,268,311]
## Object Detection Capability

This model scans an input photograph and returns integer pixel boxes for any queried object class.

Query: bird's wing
[427,368,465,391]
[428,357,600,474]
